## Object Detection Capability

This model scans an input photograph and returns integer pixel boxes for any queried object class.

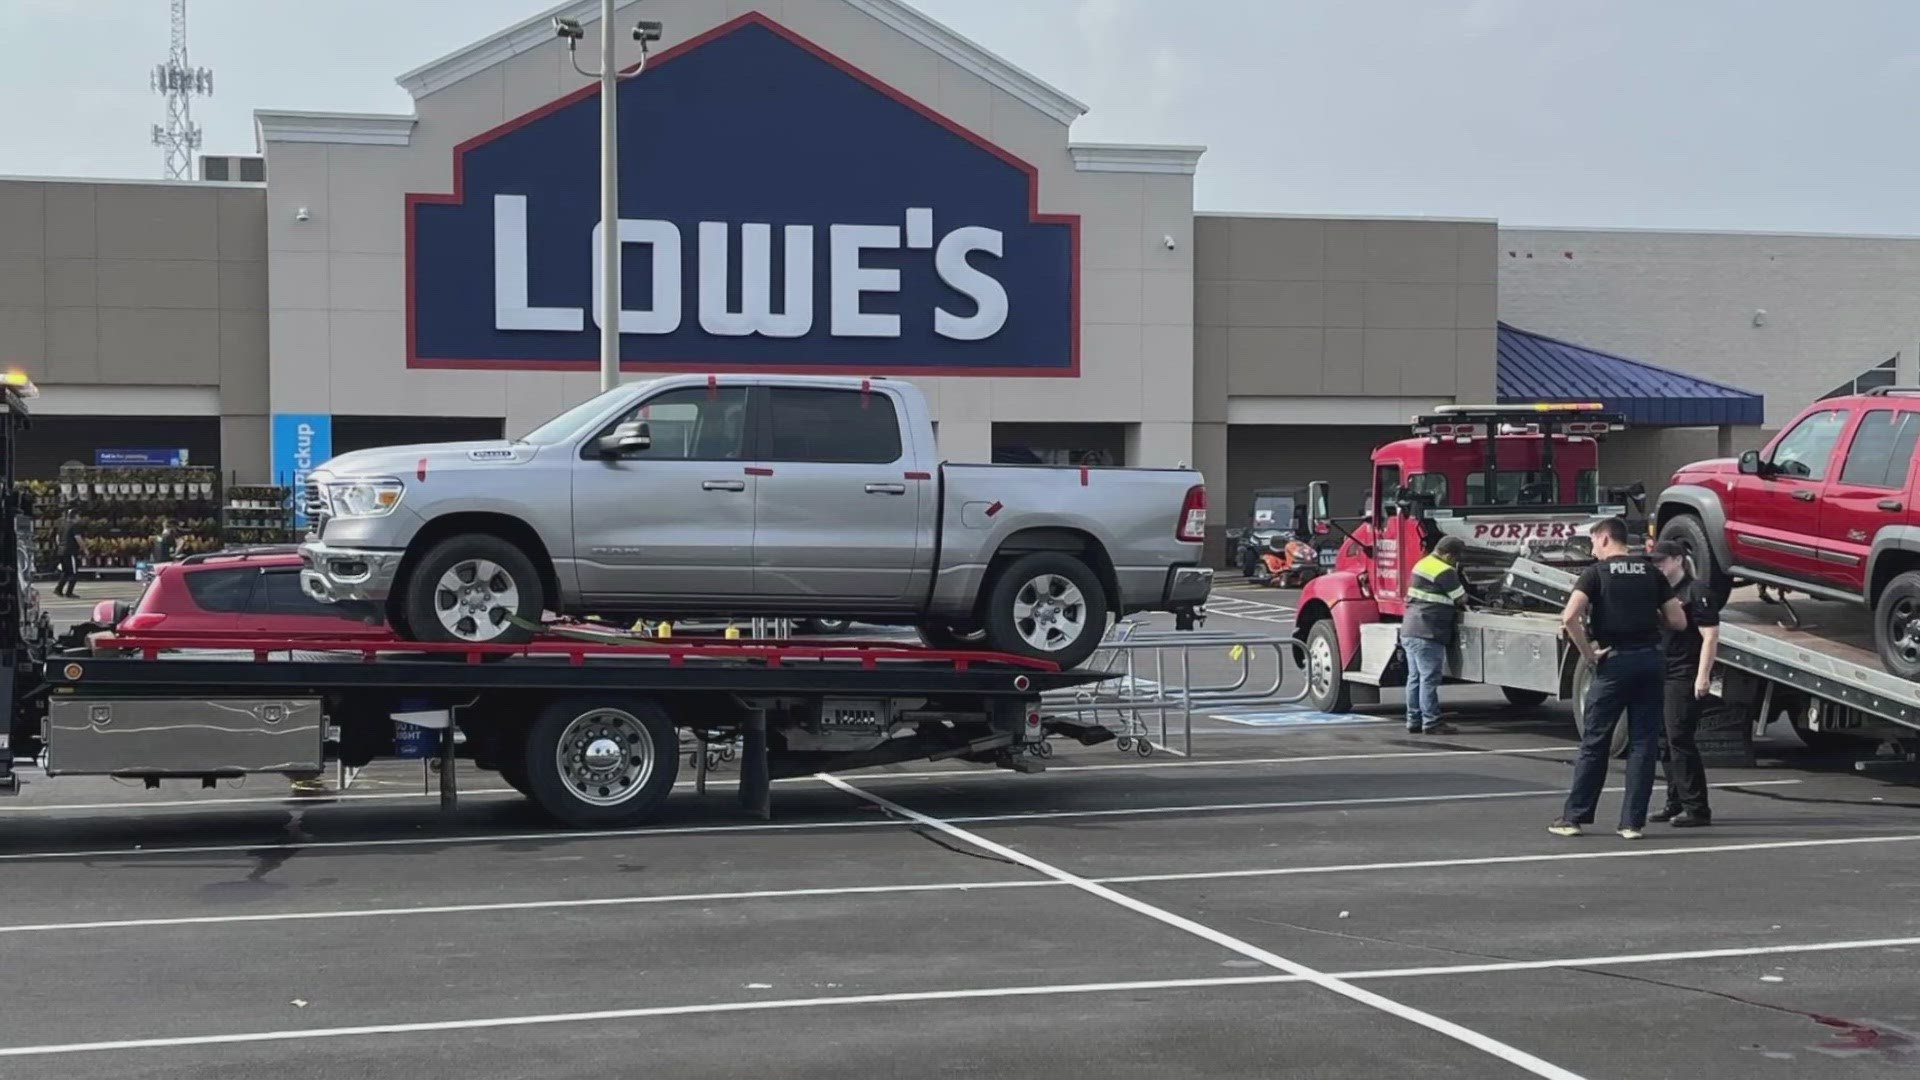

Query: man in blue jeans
[1401,535,1469,735]
[1551,518,1689,840]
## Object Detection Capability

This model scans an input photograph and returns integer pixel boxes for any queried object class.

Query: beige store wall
[1188,213,1498,554]
[262,0,1199,469]
[1500,227,1920,428]
[0,177,270,475]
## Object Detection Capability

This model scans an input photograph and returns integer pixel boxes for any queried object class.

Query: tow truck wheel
[496,759,534,799]
[522,696,680,828]
[981,553,1109,669]
[1569,655,1631,757]
[1874,571,1920,681]
[402,535,544,646]
[1304,620,1352,713]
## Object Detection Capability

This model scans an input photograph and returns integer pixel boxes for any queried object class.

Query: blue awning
[1497,323,1764,427]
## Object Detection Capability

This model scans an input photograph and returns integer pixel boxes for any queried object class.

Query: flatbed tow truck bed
[1505,558,1920,748]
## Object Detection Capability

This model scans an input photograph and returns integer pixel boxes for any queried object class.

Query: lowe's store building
[12,0,1920,556]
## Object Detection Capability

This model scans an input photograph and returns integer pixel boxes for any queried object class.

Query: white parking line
[822,775,1584,1080]
[1,934,1911,1059]
[4,820,1894,938]
[0,779,1802,863]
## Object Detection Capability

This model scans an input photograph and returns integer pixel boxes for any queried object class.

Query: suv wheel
[1875,571,1920,680]
[981,553,1109,669]
[1656,514,1732,605]
[402,535,544,645]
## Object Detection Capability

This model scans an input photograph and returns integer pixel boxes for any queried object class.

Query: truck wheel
[1304,620,1352,713]
[521,696,679,828]
[917,622,984,649]
[796,618,851,635]
[1501,687,1550,708]
[981,553,1109,669]
[1569,655,1631,757]
[1875,571,1920,680]
[402,535,544,645]
[1657,515,1732,605]
[496,759,534,799]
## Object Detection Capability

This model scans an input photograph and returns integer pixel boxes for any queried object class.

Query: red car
[93,549,392,639]
[1658,388,1920,676]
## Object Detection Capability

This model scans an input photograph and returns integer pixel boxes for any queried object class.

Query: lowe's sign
[408,15,1079,376]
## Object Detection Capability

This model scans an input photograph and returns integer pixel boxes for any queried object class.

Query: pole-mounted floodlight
[554,3,666,392]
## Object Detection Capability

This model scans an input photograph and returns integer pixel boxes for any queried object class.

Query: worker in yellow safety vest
[1401,535,1469,734]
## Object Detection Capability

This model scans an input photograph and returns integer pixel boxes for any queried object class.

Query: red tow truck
[1291,404,1640,716]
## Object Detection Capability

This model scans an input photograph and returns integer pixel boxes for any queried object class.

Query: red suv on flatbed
[1656,387,1920,677]
[93,549,392,639]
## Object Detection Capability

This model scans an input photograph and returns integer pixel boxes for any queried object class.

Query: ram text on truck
[300,375,1211,669]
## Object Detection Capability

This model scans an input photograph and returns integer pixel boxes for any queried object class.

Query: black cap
[1651,540,1687,561]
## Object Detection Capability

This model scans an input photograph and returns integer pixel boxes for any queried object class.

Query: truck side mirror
[1306,480,1331,534]
[594,420,651,459]
[1738,449,1762,476]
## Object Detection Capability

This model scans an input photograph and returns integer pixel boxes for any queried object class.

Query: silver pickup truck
[300,374,1210,667]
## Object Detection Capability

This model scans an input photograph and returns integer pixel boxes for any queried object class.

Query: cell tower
[150,0,214,180]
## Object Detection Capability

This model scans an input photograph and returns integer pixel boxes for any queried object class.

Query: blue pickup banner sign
[271,413,332,529]
[95,448,189,467]
[407,13,1078,377]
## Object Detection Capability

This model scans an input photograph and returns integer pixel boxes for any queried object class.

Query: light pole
[554,6,665,392]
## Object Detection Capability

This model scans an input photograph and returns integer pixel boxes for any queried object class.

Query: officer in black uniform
[1649,539,1720,827]
[1551,517,1688,840]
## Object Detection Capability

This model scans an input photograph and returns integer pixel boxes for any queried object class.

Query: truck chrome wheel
[434,559,520,642]
[1011,574,1087,653]
[555,708,656,807]
[1308,631,1336,700]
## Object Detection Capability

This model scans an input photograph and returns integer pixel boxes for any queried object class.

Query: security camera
[551,16,584,40]
[294,207,310,223]
[633,20,663,42]
[1164,234,1177,250]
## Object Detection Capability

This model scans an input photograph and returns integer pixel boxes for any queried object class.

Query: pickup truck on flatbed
[301,374,1210,669]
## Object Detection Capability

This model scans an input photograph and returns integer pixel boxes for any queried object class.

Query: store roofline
[255,110,417,149]
[1500,223,1920,243]
[0,173,263,190]
[1070,144,1207,175]
[393,0,1090,126]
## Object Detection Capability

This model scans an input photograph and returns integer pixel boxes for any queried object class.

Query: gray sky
[6,0,1920,233]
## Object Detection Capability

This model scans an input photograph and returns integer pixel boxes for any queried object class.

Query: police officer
[1649,539,1720,827]
[1402,535,1469,735]
[1551,517,1688,840]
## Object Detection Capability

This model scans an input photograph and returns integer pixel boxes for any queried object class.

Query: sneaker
[1420,722,1458,735]
[1406,725,1422,734]
[1669,812,1711,829]
[1547,820,1582,837]
[1617,826,1645,840]
[1649,806,1681,823]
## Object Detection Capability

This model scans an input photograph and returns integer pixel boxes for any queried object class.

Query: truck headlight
[326,479,405,518]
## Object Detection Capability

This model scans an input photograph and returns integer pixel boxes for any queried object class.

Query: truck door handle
[1792,490,1816,502]
[864,483,907,496]
[1881,499,1905,512]
[702,480,746,493]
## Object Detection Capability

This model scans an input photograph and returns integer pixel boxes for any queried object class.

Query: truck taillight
[1177,485,1207,543]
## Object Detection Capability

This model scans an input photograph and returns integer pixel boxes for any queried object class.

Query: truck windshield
[1463,469,1601,505]
[518,383,654,446]
[1251,496,1295,528]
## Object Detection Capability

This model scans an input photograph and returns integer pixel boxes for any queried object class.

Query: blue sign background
[408,15,1077,375]
[95,449,189,467]
[271,413,332,529]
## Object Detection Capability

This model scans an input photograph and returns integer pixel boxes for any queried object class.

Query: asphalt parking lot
[5,585,1918,1078]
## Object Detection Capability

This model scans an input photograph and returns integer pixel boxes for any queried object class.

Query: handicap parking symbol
[1208,707,1387,728]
